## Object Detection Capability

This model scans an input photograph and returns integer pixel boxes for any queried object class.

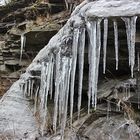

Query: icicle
[49,57,54,99]
[41,58,52,135]
[40,62,48,108]
[130,16,137,78]
[42,63,49,108]
[70,28,79,125]
[20,34,26,63]
[28,79,31,97]
[53,49,61,132]
[77,28,85,119]
[60,57,72,140]
[58,57,68,125]
[40,62,46,102]
[122,16,137,77]
[86,19,102,114]
[30,80,34,99]
[94,18,102,110]
[58,65,65,125]
[103,18,108,74]
[34,86,39,115]
[138,52,140,71]
[113,19,119,70]
[87,20,97,110]
[86,21,92,114]
[24,81,27,97]
[121,17,131,66]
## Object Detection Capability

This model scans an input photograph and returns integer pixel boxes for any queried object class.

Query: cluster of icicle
[20,15,138,138]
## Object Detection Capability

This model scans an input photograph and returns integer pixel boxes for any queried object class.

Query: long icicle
[53,49,61,132]
[41,62,49,136]
[121,17,131,66]
[130,16,137,78]
[77,28,85,119]
[86,21,92,114]
[113,19,119,70]
[61,57,72,140]
[41,62,49,108]
[70,28,79,125]
[60,58,68,139]
[103,18,108,74]
[41,58,52,136]
[91,20,97,107]
[58,57,68,125]
[49,56,54,99]
[94,18,102,109]
[87,20,97,111]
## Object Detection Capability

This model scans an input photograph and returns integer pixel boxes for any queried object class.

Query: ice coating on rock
[83,0,140,18]
[1,0,140,138]
[0,80,38,139]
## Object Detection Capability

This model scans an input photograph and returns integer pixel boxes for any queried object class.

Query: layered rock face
[0,0,66,73]
[1,0,140,140]
[0,0,77,97]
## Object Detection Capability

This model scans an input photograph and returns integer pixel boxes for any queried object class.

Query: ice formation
[70,28,79,125]
[113,19,119,70]
[16,0,139,137]
[122,16,137,77]
[1,0,140,138]
[78,28,85,118]
[20,33,26,62]
[103,18,108,74]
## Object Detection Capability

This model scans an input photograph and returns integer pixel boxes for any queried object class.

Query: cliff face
[0,0,82,96]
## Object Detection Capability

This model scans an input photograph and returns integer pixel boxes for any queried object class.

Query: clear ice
[20,34,26,63]
[103,18,108,74]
